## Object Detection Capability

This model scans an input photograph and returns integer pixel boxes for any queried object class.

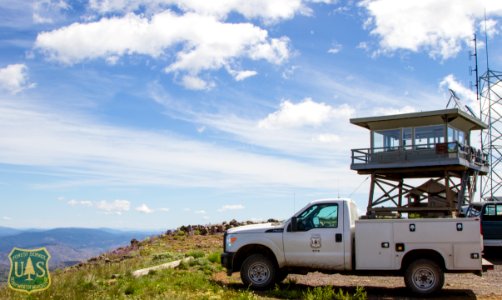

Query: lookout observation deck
[350,108,489,218]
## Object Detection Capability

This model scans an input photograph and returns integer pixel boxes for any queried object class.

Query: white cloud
[316,133,340,143]
[35,11,290,88]
[328,42,342,54]
[2,216,12,221]
[258,98,354,129]
[233,70,258,81]
[439,74,502,122]
[105,55,119,65]
[481,19,500,37]
[373,106,416,116]
[33,0,70,24]
[357,41,369,51]
[89,0,308,22]
[180,75,214,91]
[194,210,207,214]
[66,198,131,214]
[181,64,444,170]
[218,204,245,212]
[192,102,358,164]
[67,199,93,207]
[0,98,360,192]
[248,36,290,64]
[440,74,477,104]
[136,203,154,214]
[308,0,337,3]
[159,208,170,212]
[0,64,35,94]
[172,0,308,22]
[282,65,298,79]
[360,0,502,59]
[96,200,130,215]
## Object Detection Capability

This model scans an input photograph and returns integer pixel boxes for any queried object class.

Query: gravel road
[216,247,502,299]
[289,248,502,299]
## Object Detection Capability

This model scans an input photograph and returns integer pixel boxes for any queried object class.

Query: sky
[0,0,501,230]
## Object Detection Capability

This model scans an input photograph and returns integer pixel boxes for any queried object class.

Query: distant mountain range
[0,227,161,282]
[0,226,24,238]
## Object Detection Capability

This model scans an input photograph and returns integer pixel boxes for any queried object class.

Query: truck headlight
[226,234,238,249]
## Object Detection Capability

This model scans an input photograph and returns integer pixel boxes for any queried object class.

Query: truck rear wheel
[404,259,444,295]
[240,254,276,290]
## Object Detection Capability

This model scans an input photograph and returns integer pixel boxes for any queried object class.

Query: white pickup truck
[221,199,491,295]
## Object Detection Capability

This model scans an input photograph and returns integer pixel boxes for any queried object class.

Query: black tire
[240,254,277,290]
[404,259,444,296]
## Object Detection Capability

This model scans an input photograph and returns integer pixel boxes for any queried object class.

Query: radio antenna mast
[478,11,502,201]
[470,34,480,102]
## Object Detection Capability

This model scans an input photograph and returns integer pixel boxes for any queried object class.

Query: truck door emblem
[311,235,321,248]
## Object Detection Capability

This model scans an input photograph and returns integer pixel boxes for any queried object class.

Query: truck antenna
[348,175,369,198]
[293,192,296,214]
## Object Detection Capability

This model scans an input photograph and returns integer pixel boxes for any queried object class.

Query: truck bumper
[482,258,494,272]
[484,239,502,247]
[220,252,234,275]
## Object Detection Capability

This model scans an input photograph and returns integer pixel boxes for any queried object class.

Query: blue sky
[0,0,501,230]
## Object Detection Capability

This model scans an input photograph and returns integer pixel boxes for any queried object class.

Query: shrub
[302,286,367,300]
[303,286,335,300]
[187,250,205,259]
[124,284,135,295]
[207,251,221,264]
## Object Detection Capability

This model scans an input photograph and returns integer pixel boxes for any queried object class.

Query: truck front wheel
[241,254,276,290]
[404,259,444,295]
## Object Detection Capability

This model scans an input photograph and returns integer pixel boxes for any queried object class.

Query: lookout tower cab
[350,108,489,218]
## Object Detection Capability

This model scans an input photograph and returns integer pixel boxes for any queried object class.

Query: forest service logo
[8,247,51,294]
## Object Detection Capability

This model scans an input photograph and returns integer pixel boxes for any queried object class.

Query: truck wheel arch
[233,244,278,273]
[401,249,446,272]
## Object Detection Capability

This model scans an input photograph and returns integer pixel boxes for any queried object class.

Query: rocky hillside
[0,228,156,283]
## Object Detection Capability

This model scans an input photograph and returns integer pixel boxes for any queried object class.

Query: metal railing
[351,142,489,167]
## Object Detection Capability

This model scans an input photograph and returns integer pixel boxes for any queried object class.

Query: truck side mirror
[291,217,298,232]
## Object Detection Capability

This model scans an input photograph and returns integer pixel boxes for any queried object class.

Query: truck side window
[316,205,338,228]
[467,205,482,217]
[296,204,338,231]
[483,204,502,221]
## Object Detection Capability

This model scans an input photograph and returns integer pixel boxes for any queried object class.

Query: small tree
[24,257,35,281]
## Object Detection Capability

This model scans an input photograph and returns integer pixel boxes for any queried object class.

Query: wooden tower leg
[398,178,403,207]
[445,171,453,216]
[367,173,375,215]
[457,171,469,212]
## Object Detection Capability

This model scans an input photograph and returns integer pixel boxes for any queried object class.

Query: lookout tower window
[403,128,413,149]
[373,129,400,152]
[414,125,444,149]
[447,126,466,144]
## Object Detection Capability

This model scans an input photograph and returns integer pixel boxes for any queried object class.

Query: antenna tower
[477,25,502,201]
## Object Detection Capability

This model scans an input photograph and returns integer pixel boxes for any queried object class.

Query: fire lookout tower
[350,108,490,218]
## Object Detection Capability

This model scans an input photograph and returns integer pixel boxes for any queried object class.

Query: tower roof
[350,108,487,132]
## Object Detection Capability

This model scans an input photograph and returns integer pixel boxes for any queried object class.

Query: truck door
[482,203,502,243]
[283,203,345,270]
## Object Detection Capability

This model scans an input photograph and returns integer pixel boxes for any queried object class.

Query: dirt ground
[215,247,502,299]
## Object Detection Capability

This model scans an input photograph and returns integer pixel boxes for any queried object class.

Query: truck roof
[293,198,358,218]
[309,198,354,205]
